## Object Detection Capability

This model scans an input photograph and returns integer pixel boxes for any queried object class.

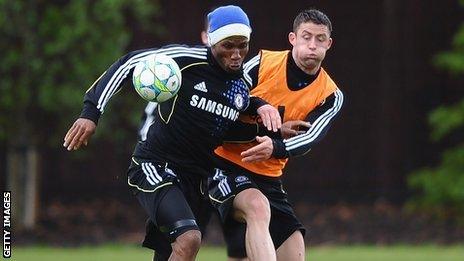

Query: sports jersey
[80,45,265,175]
[215,50,344,177]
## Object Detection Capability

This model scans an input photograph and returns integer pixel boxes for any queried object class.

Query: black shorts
[127,157,213,259]
[208,160,306,258]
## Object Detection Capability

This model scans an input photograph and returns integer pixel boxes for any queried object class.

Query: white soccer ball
[132,53,182,102]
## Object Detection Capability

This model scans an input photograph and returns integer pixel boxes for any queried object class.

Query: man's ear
[288,32,296,47]
[327,37,333,50]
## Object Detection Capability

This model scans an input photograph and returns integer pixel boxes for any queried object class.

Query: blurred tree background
[408,0,464,222]
[0,0,161,229]
[0,0,463,246]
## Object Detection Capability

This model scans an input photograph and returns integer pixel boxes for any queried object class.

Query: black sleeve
[79,45,208,124]
[223,121,259,143]
[223,119,283,143]
[242,53,260,88]
[241,53,266,115]
[271,89,344,158]
[79,47,163,124]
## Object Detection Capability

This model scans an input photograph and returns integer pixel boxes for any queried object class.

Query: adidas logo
[193,81,208,93]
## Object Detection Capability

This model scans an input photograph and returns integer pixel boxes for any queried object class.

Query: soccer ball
[132,53,182,103]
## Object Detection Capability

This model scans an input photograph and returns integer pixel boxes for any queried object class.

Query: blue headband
[207,5,252,45]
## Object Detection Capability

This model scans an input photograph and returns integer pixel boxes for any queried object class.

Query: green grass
[10,244,464,261]
[308,245,464,261]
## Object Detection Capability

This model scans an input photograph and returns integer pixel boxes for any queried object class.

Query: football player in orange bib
[208,9,344,261]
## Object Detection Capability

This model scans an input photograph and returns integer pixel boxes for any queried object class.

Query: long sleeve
[79,48,159,124]
[80,45,208,124]
[222,118,283,143]
[242,53,260,88]
[272,89,344,158]
[241,53,266,115]
[222,121,259,143]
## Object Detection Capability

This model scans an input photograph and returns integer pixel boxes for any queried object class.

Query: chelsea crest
[234,93,246,111]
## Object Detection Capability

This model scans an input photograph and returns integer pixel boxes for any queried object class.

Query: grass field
[10,244,464,261]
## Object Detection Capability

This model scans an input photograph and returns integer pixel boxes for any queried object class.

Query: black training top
[81,45,265,175]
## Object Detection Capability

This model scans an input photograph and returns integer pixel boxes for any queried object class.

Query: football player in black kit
[63,5,280,261]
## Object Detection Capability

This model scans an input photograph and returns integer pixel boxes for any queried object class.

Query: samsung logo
[190,95,239,121]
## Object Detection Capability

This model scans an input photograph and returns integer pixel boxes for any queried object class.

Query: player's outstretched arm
[240,88,343,161]
[63,118,96,151]
[273,89,344,158]
[62,48,161,151]
[240,120,311,162]
[239,124,305,162]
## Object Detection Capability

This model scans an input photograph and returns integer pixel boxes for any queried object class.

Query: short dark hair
[293,9,332,34]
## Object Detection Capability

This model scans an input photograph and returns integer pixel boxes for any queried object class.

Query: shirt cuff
[79,102,101,124]
[271,139,288,159]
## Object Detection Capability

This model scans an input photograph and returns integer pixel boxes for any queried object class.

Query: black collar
[287,52,320,91]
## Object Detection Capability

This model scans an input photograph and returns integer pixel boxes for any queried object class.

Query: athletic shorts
[127,157,213,259]
[208,159,306,258]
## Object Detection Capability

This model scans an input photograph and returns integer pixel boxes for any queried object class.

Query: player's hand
[281,120,311,139]
[63,118,96,151]
[241,136,273,162]
[257,104,281,132]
